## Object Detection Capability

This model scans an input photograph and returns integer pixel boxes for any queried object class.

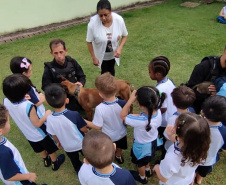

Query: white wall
[0,0,152,35]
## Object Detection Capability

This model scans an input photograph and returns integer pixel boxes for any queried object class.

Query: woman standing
[86,0,128,76]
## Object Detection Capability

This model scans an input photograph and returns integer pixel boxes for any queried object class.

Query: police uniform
[41,56,86,111]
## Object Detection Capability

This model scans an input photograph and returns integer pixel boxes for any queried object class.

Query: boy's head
[148,56,170,80]
[171,85,196,110]
[95,72,117,98]
[45,84,68,109]
[202,95,226,122]
[82,130,115,169]
[0,104,10,136]
[3,74,31,103]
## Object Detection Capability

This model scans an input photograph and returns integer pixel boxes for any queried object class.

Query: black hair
[3,74,31,103]
[49,38,66,51]
[0,104,8,129]
[202,95,226,122]
[97,0,111,13]
[136,86,166,131]
[10,57,32,74]
[45,83,67,108]
[149,56,170,77]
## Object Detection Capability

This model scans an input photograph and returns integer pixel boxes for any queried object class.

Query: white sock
[145,167,150,171]
[139,175,146,179]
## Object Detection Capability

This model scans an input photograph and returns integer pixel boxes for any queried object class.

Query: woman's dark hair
[175,113,210,167]
[10,57,32,74]
[149,56,170,77]
[3,74,31,103]
[97,0,111,12]
[202,95,226,122]
[136,86,166,131]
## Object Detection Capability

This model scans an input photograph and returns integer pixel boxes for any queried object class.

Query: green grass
[1,0,226,184]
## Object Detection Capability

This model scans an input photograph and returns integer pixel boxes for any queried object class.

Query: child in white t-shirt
[153,113,211,185]
[120,86,166,184]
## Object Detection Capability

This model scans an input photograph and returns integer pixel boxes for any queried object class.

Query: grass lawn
[0,0,226,184]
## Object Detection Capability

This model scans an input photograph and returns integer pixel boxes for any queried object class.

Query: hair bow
[20,58,30,69]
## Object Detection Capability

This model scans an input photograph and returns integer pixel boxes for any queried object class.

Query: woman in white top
[86,0,128,76]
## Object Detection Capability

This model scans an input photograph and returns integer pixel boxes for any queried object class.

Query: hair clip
[180,119,186,125]
[159,91,162,96]
[20,58,30,69]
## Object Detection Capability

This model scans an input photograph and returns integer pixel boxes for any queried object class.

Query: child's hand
[128,90,137,103]
[28,172,37,182]
[57,142,62,149]
[38,93,46,103]
[25,94,31,100]
[165,124,175,138]
[45,110,52,116]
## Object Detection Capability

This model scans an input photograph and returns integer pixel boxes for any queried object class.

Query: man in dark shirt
[42,38,86,111]
[186,47,226,113]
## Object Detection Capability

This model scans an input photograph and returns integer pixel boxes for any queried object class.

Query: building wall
[0,0,151,35]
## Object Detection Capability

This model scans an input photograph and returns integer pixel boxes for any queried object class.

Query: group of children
[0,55,226,185]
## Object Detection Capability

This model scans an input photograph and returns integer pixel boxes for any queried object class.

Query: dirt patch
[0,0,164,45]
[180,2,200,7]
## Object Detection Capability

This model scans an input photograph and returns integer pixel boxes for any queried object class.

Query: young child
[120,86,166,184]
[3,74,65,171]
[86,72,127,164]
[0,104,39,185]
[164,85,196,151]
[195,95,226,184]
[45,83,88,174]
[216,6,226,24]
[10,56,46,115]
[153,113,211,185]
[148,56,177,157]
[78,130,137,185]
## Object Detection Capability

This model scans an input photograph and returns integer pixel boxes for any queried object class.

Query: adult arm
[115,36,127,58]
[87,42,99,66]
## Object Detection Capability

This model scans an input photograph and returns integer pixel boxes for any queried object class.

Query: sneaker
[43,156,51,167]
[130,170,148,184]
[115,155,124,164]
[145,169,153,178]
[52,154,65,171]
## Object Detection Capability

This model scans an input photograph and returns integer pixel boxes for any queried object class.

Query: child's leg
[40,150,48,158]
[138,165,146,177]
[195,172,203,184]
[66,151,83,174]
[115,148,122,157]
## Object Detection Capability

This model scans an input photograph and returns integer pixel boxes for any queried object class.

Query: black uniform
[186,56,226,113]
[42,56,86,111]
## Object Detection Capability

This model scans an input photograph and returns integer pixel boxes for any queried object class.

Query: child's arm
[219,8,224,16]
[120,90,137,121]
[160,107,167,114]
[29,107,52,128]
[85,119,101,130]
[80,125,89,134]
[153,164,168,183]
[52,135,62,149]
[35,93,46,106]
[165,124,176,142]
[7,173,37,182]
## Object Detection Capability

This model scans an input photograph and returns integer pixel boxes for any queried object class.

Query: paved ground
[0,0,164,45]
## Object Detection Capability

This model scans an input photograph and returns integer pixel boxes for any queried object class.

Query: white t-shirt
[0,137,29,185]
[125,110,162,143]
[46,109,87,152]
[4,98,47,142]
[156,78,176,127]
[92,98,127,142]
[86,12,128,67]
[159,145,198,185]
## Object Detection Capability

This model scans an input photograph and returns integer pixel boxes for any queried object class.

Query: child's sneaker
[130,170,148,184]
[43,156,51,167]
[52,154,65,171]
[145,169,153,178]
[115,155,124,164]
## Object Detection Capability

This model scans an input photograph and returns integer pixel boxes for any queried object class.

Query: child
[120,86,166,184]
[86,72,127,164]
[164,85,196,151]
[148,56,177,157]
[45,83,88,174]
[216,6,226,24]
[78,130,137,185]
[195,95,226,184]
[153,113,211,185]
[10,56,46,115]
[0,104,39,185]
[3,74,65,171]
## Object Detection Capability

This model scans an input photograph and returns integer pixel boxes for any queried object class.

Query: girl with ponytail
[120,86,166,184]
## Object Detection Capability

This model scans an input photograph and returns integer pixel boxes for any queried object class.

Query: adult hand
[92,57,99,66]
[75,82,83,87]
[114,48,122,58]
[208,84,217,95]
[28,173,37,182]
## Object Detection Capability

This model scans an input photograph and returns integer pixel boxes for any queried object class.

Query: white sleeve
[92,106,104,127]
[46,118,55,135]
[86,21,94,42]
[121,18,128,36]
[125,114,141,127]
